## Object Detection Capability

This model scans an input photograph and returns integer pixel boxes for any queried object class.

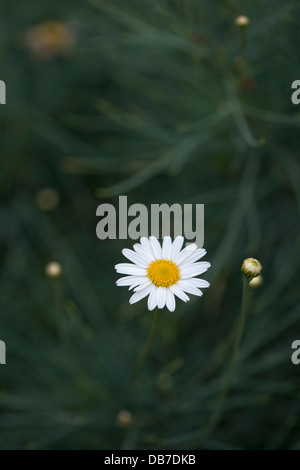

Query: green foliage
[0,0,299,450]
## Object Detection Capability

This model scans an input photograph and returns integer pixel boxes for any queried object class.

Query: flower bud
[117,410,133,428]
[45,262,62,279]
[235,15,250,28]
[23,21,76,61]
[241,258,262,279]
[36,188,59,211]
[249,274,263,289]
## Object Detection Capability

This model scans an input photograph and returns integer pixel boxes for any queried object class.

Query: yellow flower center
[147,259,180,287]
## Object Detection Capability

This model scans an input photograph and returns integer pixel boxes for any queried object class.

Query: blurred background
[0,0,300,450]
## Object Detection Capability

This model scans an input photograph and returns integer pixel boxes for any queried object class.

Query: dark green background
[0,0,299,450]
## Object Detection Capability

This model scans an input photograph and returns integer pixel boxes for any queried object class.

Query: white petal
[140,237,156,259]
[149,236,162,259]
[157,287,167,309]
[133,243,154,264]
[133,279,152,291]
[173,244,197,265]
[116,275,146,287]
[178,249,207,266]
[186,278,210,288]
[170,284,190,302]
[171,236,184,259]
[180,262,211,278]
[177,280,203,296]
[162,236,172,259]
[166,289,176,312]
[147,287,158,311]
[115,263,147,276]
[122,249,148,267]
[129,284,153,304]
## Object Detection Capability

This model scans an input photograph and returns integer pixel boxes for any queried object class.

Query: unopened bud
[117,410,133,428]
[36,188,59,211]
[23,21,76,61]
[235,16,250,28]
[249,275,263,289]
[45,262,62,279]
[241,258,262,279]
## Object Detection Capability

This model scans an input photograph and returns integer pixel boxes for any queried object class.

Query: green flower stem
[52,278,64,343]
[209,276,250,429]
[240,28,247,53]
[132,308,160,381]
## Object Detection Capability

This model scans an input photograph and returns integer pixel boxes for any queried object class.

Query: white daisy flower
[115,236,211,312]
